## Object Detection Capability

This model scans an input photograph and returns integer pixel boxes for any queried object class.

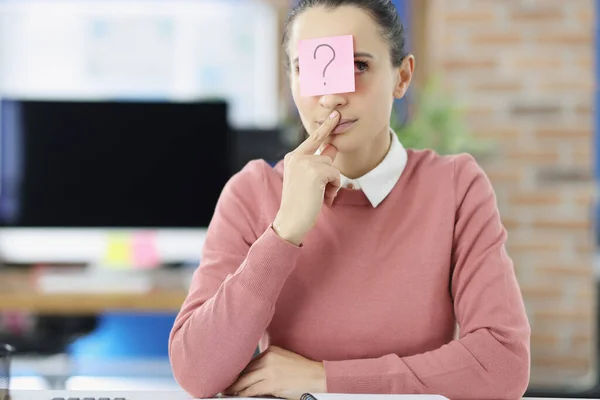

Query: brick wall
[428,0,596,389]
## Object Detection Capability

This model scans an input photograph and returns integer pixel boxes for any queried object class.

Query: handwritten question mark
[314,44,336,86]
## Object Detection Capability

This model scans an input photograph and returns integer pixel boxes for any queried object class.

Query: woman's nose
[319,94,347,109]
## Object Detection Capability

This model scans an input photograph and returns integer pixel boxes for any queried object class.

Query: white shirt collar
[317,129,408,208]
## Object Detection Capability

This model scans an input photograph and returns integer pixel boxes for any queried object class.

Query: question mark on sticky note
[314,44,336,86]
[298,34,355,97]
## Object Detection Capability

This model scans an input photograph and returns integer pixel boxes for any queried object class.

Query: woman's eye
[354,61,369,73]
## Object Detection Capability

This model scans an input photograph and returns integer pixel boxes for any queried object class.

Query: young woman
[169,0,531,399]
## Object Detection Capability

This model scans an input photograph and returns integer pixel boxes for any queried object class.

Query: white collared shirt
[318,130,408,208]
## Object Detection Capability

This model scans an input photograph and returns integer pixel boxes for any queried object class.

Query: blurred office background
[0,0,597,397]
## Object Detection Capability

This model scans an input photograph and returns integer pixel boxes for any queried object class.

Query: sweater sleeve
[323,154,531,400]
[169,160,303,399]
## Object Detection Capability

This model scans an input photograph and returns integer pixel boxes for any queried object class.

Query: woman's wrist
[272,215,304,246]
[313,361,327,393]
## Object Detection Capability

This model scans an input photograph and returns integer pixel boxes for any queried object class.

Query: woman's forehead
[288,6,385,58]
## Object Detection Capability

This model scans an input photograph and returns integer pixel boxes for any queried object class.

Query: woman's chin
[328,132,361,153]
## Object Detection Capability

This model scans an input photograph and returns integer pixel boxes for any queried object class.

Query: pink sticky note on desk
[299,35,355,96]
[132,231,160,269]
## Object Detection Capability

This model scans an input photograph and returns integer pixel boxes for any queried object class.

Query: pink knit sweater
[169,150,531,399]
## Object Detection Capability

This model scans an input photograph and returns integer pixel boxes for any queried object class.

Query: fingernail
[329,110,338,119]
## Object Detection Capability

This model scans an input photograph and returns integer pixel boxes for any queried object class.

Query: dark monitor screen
[0,99,232,228]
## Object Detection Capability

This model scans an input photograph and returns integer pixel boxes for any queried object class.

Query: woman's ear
[393,55,415,99]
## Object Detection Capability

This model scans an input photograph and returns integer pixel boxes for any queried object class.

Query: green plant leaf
[392,75,495,157]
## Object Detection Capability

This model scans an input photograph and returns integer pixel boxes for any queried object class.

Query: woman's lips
[316,119,358,134]
[332,119,357,134]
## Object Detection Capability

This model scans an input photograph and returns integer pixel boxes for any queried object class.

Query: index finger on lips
[295,110,340,155]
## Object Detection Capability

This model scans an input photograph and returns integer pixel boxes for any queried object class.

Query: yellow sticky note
[105,233,133,268]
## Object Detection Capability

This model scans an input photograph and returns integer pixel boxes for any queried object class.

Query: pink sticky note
[299,35,355,97]
[132,231,160,269]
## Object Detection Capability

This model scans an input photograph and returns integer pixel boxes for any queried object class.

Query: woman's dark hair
[282,0,408,143]
[282,0,408,71]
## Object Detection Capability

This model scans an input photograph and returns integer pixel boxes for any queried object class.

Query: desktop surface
[0,269,188,313]
[3,391,597,400]
[5,391,271,400]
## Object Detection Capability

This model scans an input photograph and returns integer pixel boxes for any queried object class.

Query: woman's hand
[224,346,326,399]
[273,110,341,246]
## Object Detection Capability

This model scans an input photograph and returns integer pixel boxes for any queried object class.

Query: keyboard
[51,398,127,400]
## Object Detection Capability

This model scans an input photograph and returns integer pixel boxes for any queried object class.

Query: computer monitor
[0,99,232,264]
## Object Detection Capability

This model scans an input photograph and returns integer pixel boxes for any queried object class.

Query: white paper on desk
[301,394,449,400]
[209,395,449,400]
[207,397,282,399]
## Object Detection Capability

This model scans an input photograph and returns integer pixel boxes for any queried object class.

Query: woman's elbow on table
[487,342,531,400]
[504,354,530,400]
[169,331,229,399]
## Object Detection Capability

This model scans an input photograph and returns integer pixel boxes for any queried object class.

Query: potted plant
[392,76,494,158]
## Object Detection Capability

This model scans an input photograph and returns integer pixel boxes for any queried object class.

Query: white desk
[3,392,599,400]
[5,391,224,400]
